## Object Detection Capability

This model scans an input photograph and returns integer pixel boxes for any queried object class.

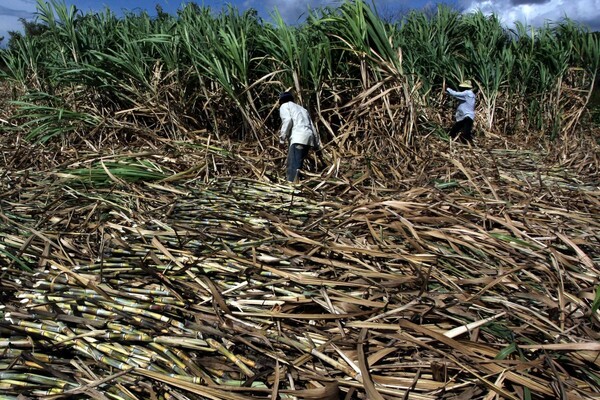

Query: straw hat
[458,80,473,89]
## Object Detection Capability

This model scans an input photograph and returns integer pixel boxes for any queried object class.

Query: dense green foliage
[0,0,598,147]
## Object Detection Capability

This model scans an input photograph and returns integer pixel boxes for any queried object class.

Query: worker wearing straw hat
[278,91,321,182]
[446,80,476,143]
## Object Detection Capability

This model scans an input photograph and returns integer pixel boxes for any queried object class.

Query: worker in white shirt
[278,92,321,182]
[446,80,476,143]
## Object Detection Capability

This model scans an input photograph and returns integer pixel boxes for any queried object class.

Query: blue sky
[1,0,599,43]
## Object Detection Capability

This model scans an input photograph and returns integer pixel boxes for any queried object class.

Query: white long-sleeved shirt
[279,102,320,149]
[446,88,476,121]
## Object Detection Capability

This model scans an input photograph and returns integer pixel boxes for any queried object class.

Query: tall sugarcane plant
[0,0,598,148]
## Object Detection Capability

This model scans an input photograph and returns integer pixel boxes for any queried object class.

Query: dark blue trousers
[449,117,474,143]
[286,144,309,182]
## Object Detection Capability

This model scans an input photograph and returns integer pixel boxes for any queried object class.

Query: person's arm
[279,105,292,144]
[446,88,469,100]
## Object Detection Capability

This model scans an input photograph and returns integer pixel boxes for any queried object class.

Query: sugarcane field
[1,0,599,399]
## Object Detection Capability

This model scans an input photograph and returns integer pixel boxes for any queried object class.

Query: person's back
[279,101,319,148]
[447,88,475,122]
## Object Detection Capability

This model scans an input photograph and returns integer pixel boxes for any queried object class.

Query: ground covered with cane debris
[1,0,599,397]
[1,135,599,400]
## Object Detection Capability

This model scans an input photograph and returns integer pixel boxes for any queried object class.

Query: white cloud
[0,0,36,44]
[255,0,600,30]
[2,0,37,11]
[244,0,599,30]
[2,0,597,46]
[461,0,600,30]
[243,0,340,23]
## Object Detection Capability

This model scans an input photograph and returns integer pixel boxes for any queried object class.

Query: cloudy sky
[1,0,599,44]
